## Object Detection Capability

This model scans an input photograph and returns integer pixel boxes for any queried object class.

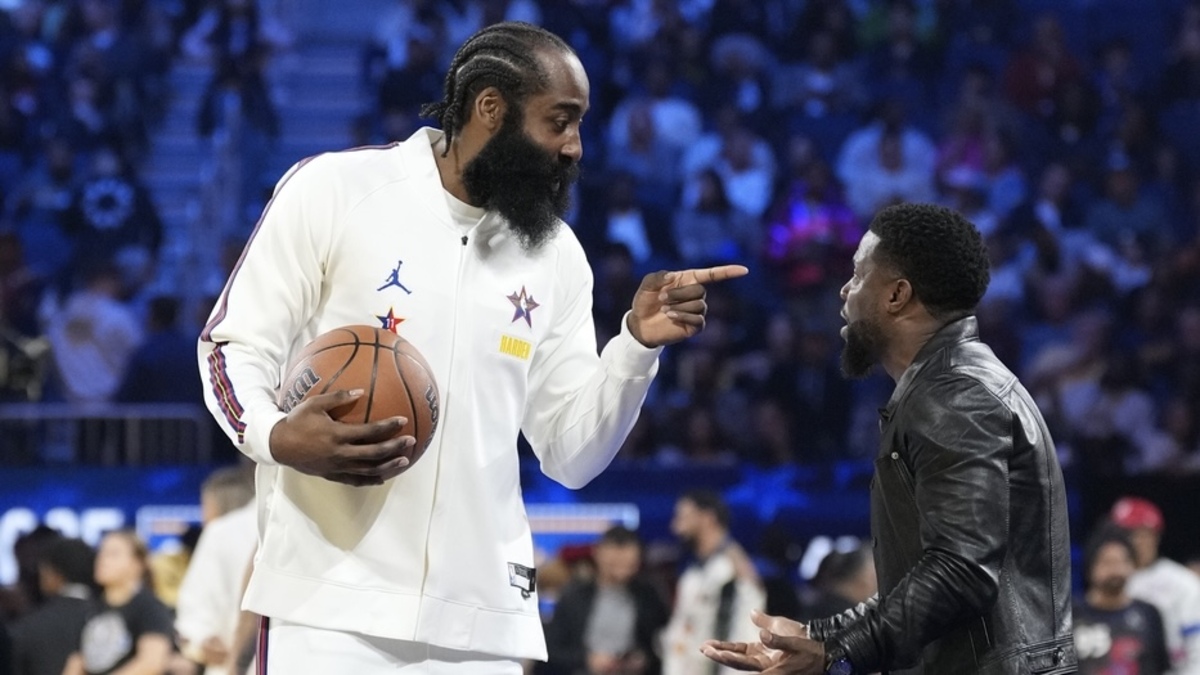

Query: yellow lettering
[499,335,532,361]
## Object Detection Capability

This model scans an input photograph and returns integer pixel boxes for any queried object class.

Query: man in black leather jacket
[702,203,1077,674]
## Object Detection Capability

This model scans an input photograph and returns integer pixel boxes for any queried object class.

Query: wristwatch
[824,644,854,675]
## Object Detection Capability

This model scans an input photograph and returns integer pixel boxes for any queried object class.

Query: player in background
[197,21,747,673]
[1110,497,1200,674]
[1073,527,1170,675]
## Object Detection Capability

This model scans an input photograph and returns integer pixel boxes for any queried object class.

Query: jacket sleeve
[827,376,1012,672]
[196,156,332,464]
[521,241,661,489]
[807,596,878,640]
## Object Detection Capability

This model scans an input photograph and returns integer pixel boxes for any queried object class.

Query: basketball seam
[317,333,362,396]
[393,344,421,449]
[364,332,382,423]
[397,351,437,443]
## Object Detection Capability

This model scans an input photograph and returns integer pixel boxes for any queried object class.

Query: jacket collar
[880,315,979,421]
[400,127,507,241]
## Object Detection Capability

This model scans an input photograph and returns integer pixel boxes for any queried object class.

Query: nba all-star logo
[508,286,539,328]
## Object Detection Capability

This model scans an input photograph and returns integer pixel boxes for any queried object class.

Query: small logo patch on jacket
[508,562,536,598]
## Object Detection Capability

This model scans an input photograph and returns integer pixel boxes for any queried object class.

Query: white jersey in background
[175,503,257,675]
[1127,557,1200,675]
[197,128,661,661]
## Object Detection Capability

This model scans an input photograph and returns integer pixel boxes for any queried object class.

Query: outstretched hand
[700,610,824,674]
[627,265,750,348]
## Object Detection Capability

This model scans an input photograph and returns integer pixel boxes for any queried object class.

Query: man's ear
[472,87,507,134]
[887,278,914,313]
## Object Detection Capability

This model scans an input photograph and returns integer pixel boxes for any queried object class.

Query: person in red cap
[1110,496,1200,674]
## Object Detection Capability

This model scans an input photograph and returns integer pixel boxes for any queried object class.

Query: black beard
[461,118,579,251]
[840,317,887,379]
[1093,575,1126,596]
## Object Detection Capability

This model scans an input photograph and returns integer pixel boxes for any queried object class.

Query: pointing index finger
[691,264,750,285]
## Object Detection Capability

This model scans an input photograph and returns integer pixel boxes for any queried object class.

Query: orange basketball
[277,325,440,459]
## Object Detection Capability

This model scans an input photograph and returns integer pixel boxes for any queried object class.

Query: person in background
[1110,497,1200,673]
[544,526,669,675]
[116,296,204,406]
[661,490,765,675]
[8,538,95,675]
[797,546,877,623]
[63,530,173,675]
[1073,527,1170,674]
[175,465,257,675]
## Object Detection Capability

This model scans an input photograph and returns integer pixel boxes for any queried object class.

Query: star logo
[507,286,540,328]
[377,307,405,334]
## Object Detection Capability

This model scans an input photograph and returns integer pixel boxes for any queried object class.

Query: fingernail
[658,292,668,301]
[667,311,679,319]
[397,457,409,467]
[348,389,364,397]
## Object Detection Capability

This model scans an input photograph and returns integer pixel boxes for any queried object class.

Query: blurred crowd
[3,470,1198,674]
[6,0,1200,482]
[0,0,290,416]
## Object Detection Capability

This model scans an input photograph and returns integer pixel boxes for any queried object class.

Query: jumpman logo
[377,260,412,294]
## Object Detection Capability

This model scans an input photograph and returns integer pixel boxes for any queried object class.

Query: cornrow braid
[421,22,572,154]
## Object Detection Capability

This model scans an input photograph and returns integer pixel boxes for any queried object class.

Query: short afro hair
[869,203,990,319]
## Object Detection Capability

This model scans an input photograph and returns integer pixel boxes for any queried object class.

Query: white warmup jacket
[197,128,662,660]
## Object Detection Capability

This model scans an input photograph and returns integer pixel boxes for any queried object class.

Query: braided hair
[421,22,573,154]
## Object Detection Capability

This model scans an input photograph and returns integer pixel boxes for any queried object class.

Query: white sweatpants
[258,618,524,674]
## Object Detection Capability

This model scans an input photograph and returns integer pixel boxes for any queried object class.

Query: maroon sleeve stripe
[207,343,248,443]
[256,616,270,674]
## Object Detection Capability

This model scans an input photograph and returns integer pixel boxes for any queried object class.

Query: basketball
[277,325,440,458]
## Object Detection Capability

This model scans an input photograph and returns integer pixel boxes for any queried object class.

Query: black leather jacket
[809,317,1077,674]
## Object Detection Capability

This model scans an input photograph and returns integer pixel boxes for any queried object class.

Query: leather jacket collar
[881,315,979,423]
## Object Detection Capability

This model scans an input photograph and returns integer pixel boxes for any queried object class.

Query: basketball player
[197,22,747,673]
[701,204,1076,674]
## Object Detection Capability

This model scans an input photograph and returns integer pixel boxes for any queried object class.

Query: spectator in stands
[680,116,776,219]
[62,144,163,271]
[1073,527,1170,675]
[0,231,44,339]
[763,158,860,298]
[1159,6,1200,106]
[1085,154,1170,263]
[3,137,81,285]
[608,60,702,159]
[43,259,142,404]
[63,530,173,675]
[1002,13,1084,118]
[1110,497,1200,673]
[605,100,683,208]
[836,98,936,218]
[673,168,758,266]
[175,465,256,675]
[843,127,936,220]
[116,296,203,405]
[771,30,864,119]
[797,545,877,622]
[8,538,95,675]
[544,526,669,675]
[661,490,764,675]
[763,319,853,463]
